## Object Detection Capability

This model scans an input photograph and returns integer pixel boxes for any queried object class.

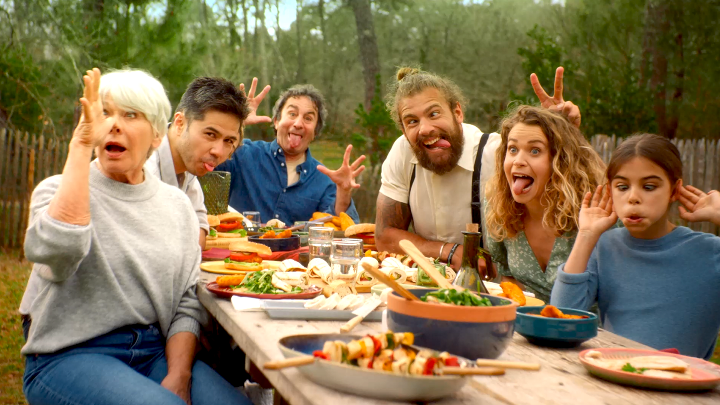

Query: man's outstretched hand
[239,77,272,126]
[317,144,366,191]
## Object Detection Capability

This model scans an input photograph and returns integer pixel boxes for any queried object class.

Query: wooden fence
[1,129,719,248]
[1,128,69,248]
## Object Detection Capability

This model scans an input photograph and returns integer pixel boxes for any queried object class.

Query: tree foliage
[2,0,719,142]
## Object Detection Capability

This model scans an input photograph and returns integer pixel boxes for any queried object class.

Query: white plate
[263,300,383,321]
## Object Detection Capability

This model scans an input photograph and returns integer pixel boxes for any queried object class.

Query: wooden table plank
[197,273,720,405]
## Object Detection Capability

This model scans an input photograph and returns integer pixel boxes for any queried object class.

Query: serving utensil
[360,261,420,302]
[340,295,383,333]
[398,239,456,290]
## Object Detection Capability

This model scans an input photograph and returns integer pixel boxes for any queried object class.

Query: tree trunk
[296,0,305,83]
[667,5,684,139]
[241,0,250,46]
[349,0,381,111]
[254,0,271,128]
[646,0,670,138]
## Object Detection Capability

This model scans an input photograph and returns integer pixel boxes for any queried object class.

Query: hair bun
[396,67,420,81]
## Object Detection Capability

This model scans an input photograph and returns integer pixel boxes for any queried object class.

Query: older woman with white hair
[21,68,251,405]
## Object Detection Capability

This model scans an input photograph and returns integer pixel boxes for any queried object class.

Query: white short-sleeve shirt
[379,123,501,245]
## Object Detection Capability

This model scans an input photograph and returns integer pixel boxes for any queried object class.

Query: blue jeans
[23,324,252,405]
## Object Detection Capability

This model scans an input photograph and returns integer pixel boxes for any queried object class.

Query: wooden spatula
[398,239,458,290]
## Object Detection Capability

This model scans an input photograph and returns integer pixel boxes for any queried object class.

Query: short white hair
[99,69,171,139]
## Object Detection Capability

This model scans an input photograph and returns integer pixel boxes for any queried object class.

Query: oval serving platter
[277,333,470,402]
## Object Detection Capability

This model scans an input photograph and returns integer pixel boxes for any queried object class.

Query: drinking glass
[331,238,363,284]
[242,211,261,228]
[308,226,334,264]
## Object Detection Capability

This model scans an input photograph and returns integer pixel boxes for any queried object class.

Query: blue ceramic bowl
[515,306,598,347]
[386,288,518,360]
[248,235,300,252]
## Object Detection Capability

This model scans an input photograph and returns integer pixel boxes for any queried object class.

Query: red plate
[206,282,322,300]
[579,348,720,391]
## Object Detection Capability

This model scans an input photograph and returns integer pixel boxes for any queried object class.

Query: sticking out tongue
[289,134,303,149]
[203,163,215,172]
[512,177,533,195]
[432,139,451,148]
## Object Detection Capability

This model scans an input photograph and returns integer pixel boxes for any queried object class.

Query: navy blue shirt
[216,139,360,225]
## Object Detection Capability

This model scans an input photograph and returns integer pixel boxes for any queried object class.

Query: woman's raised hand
[678,185,720,225]
[73,68,115,148]
[578,185,617,236]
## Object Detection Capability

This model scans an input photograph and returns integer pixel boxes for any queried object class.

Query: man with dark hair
[376,66,581,272]
[146,77,269,249]
[217,84,364,225]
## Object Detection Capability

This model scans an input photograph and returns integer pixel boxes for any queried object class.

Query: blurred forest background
[2,0,720,220]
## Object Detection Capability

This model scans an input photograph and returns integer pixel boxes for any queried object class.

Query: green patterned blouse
[487,231,577,303]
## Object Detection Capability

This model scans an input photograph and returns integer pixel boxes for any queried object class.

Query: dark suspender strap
[408,164,416,202]
[471,133,491,230]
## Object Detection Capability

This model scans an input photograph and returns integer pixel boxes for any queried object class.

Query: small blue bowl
[387,288,518,360]
[515,306,598,347]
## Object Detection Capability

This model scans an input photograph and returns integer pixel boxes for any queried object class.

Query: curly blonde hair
[484,105,606,241]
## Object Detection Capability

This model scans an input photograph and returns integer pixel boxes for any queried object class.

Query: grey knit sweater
[22,162,205,355]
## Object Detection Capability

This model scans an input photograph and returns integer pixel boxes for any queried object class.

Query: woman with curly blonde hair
[484,105,605,302]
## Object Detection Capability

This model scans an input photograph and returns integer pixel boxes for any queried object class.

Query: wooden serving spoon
[360,261,421,302]
[398,239,457,290]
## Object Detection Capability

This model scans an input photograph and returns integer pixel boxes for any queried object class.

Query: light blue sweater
[551,226,720,359]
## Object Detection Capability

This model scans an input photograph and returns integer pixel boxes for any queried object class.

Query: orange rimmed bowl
[387,288,519,359]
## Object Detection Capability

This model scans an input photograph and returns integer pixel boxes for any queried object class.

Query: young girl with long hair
[551,133,720,359]
[484,105,606,303]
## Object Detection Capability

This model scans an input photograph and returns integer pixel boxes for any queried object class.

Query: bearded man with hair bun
[375,66,582,273]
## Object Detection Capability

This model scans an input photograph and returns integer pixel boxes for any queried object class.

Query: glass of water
[331,238,363,283]
[308,226,334,264]
[242,211,261,228]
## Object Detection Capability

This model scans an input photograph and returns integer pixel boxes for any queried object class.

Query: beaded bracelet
[446,243,460,264]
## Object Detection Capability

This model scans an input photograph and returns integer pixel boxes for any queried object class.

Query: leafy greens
[235,270,303,294]
[421,288,493,306]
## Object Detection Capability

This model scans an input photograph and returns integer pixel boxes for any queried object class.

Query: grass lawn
[311,139,348,169]
[0,249,30,405]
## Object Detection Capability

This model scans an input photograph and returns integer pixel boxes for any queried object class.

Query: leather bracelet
[447,243,460,264]
[438,242,448,261]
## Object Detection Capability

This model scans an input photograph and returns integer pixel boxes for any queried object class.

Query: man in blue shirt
[217,84,364,224]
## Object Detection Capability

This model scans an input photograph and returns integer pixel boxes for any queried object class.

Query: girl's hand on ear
[678,185,720,225]
[578,185,617,236]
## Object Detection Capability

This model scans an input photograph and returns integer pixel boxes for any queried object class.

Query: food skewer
[475,359,541,371]
[264,356,316,370]
[398,239,456,290]
[441,367,505,376]
[359,261,421,302]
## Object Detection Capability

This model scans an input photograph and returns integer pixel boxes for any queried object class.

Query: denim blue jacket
[216,139,359,225]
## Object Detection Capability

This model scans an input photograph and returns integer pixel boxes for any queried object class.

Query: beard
[408,121,464,175]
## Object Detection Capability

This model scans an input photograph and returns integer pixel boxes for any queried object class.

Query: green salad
[415,258,449,287]
[421,288,493,306]
[238,270,303,294]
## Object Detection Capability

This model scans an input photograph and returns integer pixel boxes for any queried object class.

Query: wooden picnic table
[197,272,720,405]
